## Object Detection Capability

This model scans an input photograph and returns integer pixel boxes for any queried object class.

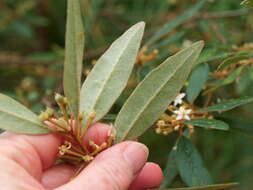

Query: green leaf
[241,0,253,8]
[80,22,145,122]
[145,0,207,46]
[160,131,191,188]
[184,119,229,131]
[198,50,233,64]
[115,41,204,143]
[152,182,238,190]
[175,136,213,187]
[196,96,253,113]
[236,66,252,93]
[186,63,209,103]
[203,66,244,95]
[0,93,49,134]
[63,0,85,118]
[218,115,253,135]
[217,56,247,71]
[160,149,178,188]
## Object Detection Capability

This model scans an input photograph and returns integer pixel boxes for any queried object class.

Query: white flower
[173,93,186,106]
[173,106,192,120]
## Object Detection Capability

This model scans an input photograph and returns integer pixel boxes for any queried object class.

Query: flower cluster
[38,93,115,176]
[155,93,211,136]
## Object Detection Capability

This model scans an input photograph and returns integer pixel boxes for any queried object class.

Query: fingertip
[83,123,112,146]
[145,162,163,187]
[129,162,163,190]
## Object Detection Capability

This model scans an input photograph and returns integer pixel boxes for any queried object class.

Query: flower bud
[38,112,49,121]
[45,107,54,117]
[55,93,67,105]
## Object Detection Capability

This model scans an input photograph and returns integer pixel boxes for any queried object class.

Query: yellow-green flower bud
[55,93,67,105]
[45,107,54,117]
[38,112,49,121]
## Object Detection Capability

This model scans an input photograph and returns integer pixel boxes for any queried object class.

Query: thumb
[56,141,148,190]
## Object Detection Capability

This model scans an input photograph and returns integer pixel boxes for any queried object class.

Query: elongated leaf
[146,0,207,46]
[196,96,253,113]
[151,31,185,50]
[152,182,238,190]
[160,130,191,188]
[115,41,204,143]
[160,148,178,188]
[218,115,253,135]
[198,50,233,64]
[80,22,145,122]
[217,56,247,71]
[184,119,229,131]
[64,0,85,118]
[186,63,209,103]
[0,93,49,134]
[175,136,213,186]
[203,66,244,95]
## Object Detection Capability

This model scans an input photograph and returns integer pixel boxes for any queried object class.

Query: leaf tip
[194,40,205,49]
[134,21,146,32]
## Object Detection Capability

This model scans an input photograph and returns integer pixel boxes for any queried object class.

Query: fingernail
[123,142,149,174]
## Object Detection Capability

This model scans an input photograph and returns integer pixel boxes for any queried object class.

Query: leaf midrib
[118,50,195,141]
[0,108,45,128]
[82,28,140,117]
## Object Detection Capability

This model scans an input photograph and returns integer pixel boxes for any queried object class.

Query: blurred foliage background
[0,0,253,189]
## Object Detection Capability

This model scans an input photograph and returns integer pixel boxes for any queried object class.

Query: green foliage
[204,67,244,95]
[241,0,253,8]
[217,56,248,71]
[160,149,179,188]
[64,0,85,118]
[196,97,253,113]
[80,22,145,122]
[184,119,229,131]
[155,182,238,190]
[175,136,213,187]
[187,63,210,103]
[145,0,207,46]
[0,93,48,134]
[115,42,204,143]
[1,0,253,189]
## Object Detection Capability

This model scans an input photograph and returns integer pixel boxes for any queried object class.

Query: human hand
[0,123,163,190]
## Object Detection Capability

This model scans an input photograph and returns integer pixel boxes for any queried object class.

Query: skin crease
[0,123,163,190]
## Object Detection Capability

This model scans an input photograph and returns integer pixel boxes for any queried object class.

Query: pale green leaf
[152,182,238,190]
[186,63,209,103]
[80,22,145,122]
[115,41,204,143]
[175,136,213,186]
[196,96,253,113]
[64,0,85,118]
[184,119,229,131]
[146,0,207,46]
[0,93,49,134]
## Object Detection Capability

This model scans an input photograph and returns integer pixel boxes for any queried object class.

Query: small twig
[194,9,252,20]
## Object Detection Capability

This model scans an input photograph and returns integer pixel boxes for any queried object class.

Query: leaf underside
[80,22,145,122]
[0,93,49,134]
[115,41,204,143]
[63,0,85,118]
